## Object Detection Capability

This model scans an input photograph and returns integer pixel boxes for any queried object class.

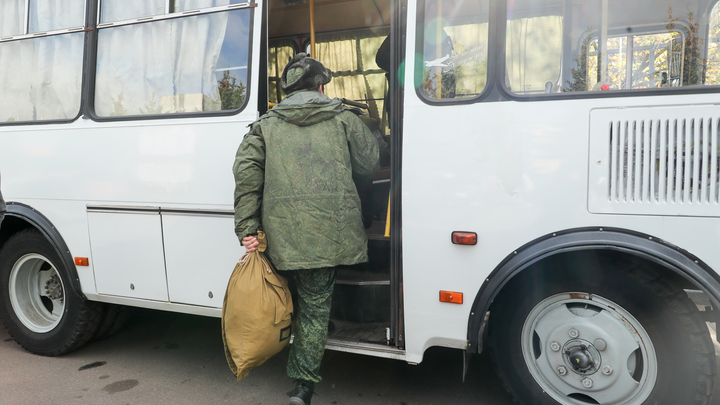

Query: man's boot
[288,380,314,405]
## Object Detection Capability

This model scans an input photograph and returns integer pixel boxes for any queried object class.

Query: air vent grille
[607,118,719,205]
[588,106,720,217]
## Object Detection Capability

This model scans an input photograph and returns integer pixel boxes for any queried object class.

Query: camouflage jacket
[233,91,379,270]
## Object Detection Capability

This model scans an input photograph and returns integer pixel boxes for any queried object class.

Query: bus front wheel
[487,261,715,405]
[0,229,102,356]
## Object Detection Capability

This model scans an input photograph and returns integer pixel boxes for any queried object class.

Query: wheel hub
[521,293,658,405]
[9,253,66,333]
[563,339,601,375]
[44,274,64,302]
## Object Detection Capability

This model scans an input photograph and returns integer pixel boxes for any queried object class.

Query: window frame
[584,28,685,91]
[0,0,89,127]
[268,38,299,104]
[413,0,500,106]
[85,1,257,122]
[499,0,720,102]
[0,0,87,37]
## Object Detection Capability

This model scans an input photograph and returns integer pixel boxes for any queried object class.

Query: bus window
[0,0,25,37]
[0,0,84,123]
[587,32,682,90]
[29,0,84,32]
[268,40,297,105]
[174,0,245,12]
[705,2,720,85]
[99,0,166,23]
[100,1,248,24]
[508,0,720,95]
[418,0,489,100]
[94,6,251,117]
[505,0,563,94]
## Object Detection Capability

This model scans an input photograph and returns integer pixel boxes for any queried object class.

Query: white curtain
[94,11,234,115]
[0,0,84,122]
[175,0,239,12]
[506,16,563,94]
[315,28,389,120]
[0,34,83,122]
[29,0,84,32]
[99,0,241,22]
[100,0,164,23]
[0,0,24,37]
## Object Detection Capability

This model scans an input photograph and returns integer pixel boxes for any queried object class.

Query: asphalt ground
[0,308,514,405]
[2,299,720,405]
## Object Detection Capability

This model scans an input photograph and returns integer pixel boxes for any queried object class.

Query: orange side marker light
[74,257,89,266]
[440,291,463,304]
[451,231,477,245]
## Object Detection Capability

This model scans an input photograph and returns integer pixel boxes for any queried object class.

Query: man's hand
[242,235,259,253]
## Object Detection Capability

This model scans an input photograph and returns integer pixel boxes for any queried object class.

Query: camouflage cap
[281,53,332,94]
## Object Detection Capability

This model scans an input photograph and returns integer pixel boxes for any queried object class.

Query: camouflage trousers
[287,267,337,383]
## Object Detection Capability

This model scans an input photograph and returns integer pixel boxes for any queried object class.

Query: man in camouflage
[233,53,379,405]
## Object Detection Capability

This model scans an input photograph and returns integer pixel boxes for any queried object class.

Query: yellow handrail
[384,193,390,238]
[309,0,316,57]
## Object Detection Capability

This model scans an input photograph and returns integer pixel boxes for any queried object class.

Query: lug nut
[602,365,613,375]
[569,328,580,338]
[582,378,593,388]
[594,338,607,351]
[558,366,568,376]
[550,341,561,352]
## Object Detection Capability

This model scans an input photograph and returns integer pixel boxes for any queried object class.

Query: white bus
[2,0,720,403]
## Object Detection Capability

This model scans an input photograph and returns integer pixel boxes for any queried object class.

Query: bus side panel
[163,213,243,307]
[0,118,254,308]
[400,1,720,361]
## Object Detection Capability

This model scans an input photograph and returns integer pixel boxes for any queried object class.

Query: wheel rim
[9,253,66,333]
[521,292,657,405]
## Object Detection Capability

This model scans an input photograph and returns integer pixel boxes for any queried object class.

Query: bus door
[264,0,406,349]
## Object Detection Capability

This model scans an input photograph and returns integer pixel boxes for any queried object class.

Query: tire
[93,303,132,341]
[487,257,716,405]
[0,229,102,356]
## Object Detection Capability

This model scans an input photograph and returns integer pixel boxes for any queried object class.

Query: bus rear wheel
[487,262,715,405]
[93,303,132,341]
[0,229,102,356]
